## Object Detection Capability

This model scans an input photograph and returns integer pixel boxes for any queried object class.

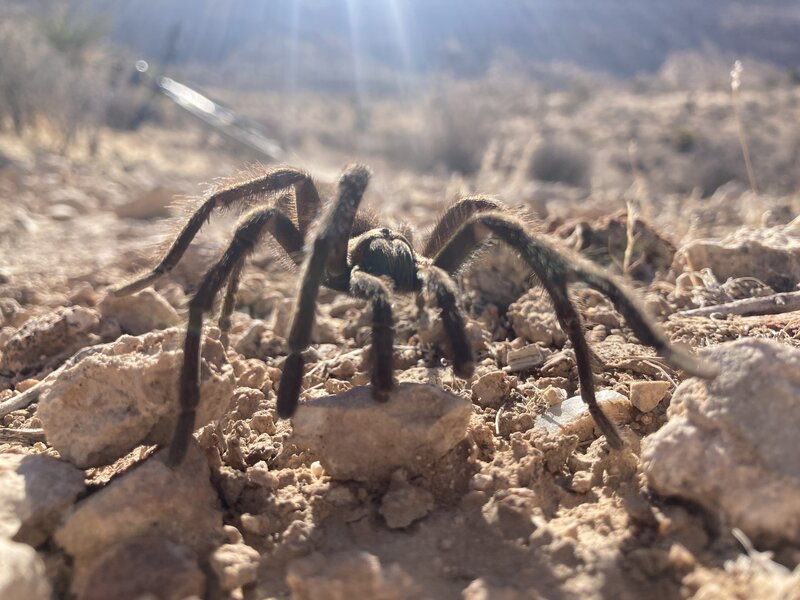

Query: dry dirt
[1,96,799,600]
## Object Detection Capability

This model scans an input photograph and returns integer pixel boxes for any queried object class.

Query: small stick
[0,387,42,419]
[0,427,46,445]
[675,291,800,318]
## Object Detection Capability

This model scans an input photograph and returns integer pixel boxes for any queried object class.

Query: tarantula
[113,164,714,466]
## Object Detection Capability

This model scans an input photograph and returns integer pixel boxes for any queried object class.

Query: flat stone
[629,381,671,412]
[0,538,50,600]
[38,327,235,467]
[536,389,631,442]
[0,453,85,545]
[642,338,800,546]
[55,443,223,590]
[290,383,472,481]
[77,537,206,600]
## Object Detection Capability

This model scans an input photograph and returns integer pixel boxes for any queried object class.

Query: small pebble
[630,381,671,412]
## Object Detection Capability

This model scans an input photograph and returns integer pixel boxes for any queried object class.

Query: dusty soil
[1,95,799,600]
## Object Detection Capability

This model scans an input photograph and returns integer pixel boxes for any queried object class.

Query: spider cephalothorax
[114,163,715,466]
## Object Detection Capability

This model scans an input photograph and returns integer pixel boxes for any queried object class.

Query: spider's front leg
[349,268,394,400]
[433,212,716,449]
[277,164,372,418]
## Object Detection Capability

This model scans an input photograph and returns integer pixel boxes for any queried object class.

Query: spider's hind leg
[114,167,316,296]
[168,205,301,466]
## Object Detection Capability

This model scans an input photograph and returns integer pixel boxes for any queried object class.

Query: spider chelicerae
[113,163,715,466]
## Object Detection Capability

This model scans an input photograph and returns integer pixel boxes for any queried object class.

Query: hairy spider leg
[349,268,395,399]
[423,196,502,258]
[433,212,716,449]
[575,268,718,379]
[218,257,245,347]
[113,167,317,296]
[168,205,302,466]
[277,164,372,418]
[417,265,475,378]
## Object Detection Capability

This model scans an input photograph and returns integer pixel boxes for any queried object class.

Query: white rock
[55,443,223,590]
[38,327,235,467]
[291,383,472,481]
[0,453,85,545]
[99,288,180,335]
[0,538,51,600]
[209,543,260,591]
[629,381,671,412]
[643,338,800,545]
[541,386,567,406]
[536,389,631,442]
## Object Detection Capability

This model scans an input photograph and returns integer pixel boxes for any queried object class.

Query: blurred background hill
[61,1,800,85]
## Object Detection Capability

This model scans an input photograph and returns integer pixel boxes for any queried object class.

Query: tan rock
[55,443,223,589]
[380,480,434,529]
[471,371,513,408]
[291,383,471,481]
[0,306,100,372]
[209,542,260,591]
[0,453,85,545]
[675,225,800,292]
[99,288,180,335]
[643,338,800,545]
[629,381,671,412]
[287,551,420,600]
[0,538,50,600]
[38,327,235,467]
[77,537,206,600]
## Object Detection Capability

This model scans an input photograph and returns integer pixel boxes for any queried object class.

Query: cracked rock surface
[643,338,800,545]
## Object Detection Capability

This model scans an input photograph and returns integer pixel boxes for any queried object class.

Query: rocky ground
[1,114,800,600]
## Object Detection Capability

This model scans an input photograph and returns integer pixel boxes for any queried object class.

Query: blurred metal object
[136,61,284,161]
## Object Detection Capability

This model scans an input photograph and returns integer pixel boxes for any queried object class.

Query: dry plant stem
[0,387,41,419]
[0,427,46,444]
[732,89,759,195]
[676,290,800,318]
[622,198,638,279]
